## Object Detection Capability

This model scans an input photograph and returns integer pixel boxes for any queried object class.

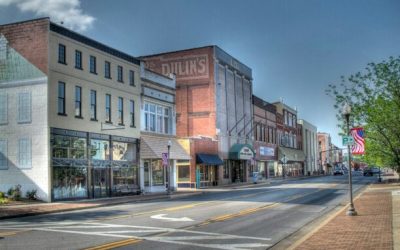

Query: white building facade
[298,119,318,175]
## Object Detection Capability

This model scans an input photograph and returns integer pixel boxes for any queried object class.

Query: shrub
[26,189,37,200]
[7,184,22,201]
[0,191,5,199]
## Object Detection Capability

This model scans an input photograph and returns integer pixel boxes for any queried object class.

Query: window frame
[75,50,82,69]
[18,92,31,124]
[117,65,124,83]
[0,139,7,169]
[104,61,111,79]
[89,55,97,74]
[18,138,31,169]
[90,90,97,121]
[58,82,66,116]
[129,70,135,86]
[58,44,66,64]
[129,100,135,127]
[118,97,124,125]
[0,93,8,125]
[75,86,82,118]
[105,94,111,123]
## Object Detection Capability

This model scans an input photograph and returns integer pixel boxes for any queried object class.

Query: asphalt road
[0,175,375,250]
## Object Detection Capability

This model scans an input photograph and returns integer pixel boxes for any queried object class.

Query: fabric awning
[229,144,255,160]
[140,135,191,160]
[196,154,224,165]
[278,147,306,163]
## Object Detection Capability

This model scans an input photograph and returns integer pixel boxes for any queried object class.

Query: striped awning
[140,135,191,160]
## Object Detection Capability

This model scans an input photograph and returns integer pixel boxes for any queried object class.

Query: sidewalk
[0,191,204,220]
[290,182,400,250]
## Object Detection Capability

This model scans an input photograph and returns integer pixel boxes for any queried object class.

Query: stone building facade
[298,119,318,175]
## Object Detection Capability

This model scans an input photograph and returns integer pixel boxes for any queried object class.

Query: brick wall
[189,137,219,182]
[143,46,216,138]
[0,18,49,75]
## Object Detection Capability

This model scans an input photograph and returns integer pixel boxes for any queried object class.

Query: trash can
[252,172,259,184]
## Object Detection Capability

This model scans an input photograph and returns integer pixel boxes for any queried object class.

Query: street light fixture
[167,140,172,195]
[342,102,357,216]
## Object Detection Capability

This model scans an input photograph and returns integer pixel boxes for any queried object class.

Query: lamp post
[167,140,172,195]
[342,103,357,216]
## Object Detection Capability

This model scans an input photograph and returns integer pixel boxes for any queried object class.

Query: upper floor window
[129,70,135,86]
[18,138,31,169]
[118,97,124,125]
[0,93,7,125]
[75,50,82,69]
[117,65,123,82]
[75,86,82,118]
[104,61,111,79]
[58,82,66,115]
[58,44,66,64]
[90,90,97,121]
[130,100,135,127]
[0,139,7,169]
[18,92,31,123]
[144,102,172,134]
[90,55,97,74]
[105,94,111,123]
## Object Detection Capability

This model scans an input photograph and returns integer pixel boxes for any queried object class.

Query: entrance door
[93,167,110,198]
[231,161,244,183]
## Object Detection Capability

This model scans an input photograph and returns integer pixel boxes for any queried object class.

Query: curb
[0,191,205,221]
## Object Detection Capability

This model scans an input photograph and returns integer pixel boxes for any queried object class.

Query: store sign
[260,146,274,157]
[239,146,254,160]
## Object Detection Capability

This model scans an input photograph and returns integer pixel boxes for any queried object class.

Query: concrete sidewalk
[0,191,204,220]
[289,182,400,250]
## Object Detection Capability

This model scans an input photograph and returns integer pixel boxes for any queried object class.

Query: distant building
[252,95,278,180]
[298,119,318,175]
[0,18,141,201]
[318,132,332,174]
[274,102,305,176]
[142,46,254,187]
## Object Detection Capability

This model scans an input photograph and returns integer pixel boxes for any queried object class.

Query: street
[0,175,374,250]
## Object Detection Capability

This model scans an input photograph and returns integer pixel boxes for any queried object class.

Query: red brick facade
[0,18,49,75]
[143,46,216,138]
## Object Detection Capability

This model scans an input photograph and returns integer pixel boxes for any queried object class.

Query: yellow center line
[0,231,19,237]
[83,238,142,250]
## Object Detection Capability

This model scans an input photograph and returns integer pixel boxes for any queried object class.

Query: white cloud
[0,0,95,32]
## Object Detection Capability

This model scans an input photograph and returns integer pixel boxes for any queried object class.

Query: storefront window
[178,165,190,182]
[53,166,87,200]
[112,141,136,161]
[91,139,110,160]
[151,160,164,185]
[112,165,139,195]
[52,135,87,159]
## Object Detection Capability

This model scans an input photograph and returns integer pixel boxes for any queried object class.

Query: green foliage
[7,184,22,201]
[26,189,37,200]
[326,56,400,173]
[0,197,9,205]
[0,191,5,199]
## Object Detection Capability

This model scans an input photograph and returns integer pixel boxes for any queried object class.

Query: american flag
[351,127,365,155]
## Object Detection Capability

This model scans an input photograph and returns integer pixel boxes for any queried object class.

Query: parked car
[333,169,344,175]
[363,168,373,176]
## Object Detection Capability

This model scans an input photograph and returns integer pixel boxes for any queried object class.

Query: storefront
[51,128,139,201]
[227,144,255,183]
[195,154,223,187]
[140,135,190,193]
[277,147,306,177]
[254,143,277,181]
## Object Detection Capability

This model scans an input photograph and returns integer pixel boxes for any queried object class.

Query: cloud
[0,0,95,32]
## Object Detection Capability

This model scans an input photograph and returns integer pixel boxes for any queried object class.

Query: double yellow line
[84,238,142,250]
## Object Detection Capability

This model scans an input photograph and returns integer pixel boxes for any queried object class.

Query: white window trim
[0,139,7,169]
[18,138,32,169]
[0,93,7,125]
[18,92,32,124]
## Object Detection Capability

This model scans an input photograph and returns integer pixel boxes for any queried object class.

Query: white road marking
[150,213,194,222]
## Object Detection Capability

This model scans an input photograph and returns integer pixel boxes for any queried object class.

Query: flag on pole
[350,127,365,155]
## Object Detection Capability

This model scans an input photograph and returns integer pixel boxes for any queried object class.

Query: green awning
[196,154,223,165]
[229,144,255,160]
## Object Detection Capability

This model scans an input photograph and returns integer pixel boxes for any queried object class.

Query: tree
[326,56,400,174]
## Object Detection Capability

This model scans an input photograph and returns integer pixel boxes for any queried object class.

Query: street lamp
[342,102,357,216]
[167,140,172,195]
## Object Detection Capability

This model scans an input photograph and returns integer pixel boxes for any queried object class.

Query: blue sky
[1,0,399,146]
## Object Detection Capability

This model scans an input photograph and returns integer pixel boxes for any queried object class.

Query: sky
[0,0,399,146]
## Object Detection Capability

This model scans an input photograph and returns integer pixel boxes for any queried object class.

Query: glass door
[93,167,110,198]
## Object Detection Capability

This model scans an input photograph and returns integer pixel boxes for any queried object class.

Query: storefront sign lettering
[239,146,254,160]
[260,146,274,157]
[161,55,208,78]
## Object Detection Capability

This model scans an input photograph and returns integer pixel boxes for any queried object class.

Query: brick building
[318,132,332,174]
[252,95,278,180]
[142,46,254,187]
[274,101,305,176]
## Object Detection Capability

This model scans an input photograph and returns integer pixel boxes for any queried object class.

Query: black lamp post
[167,140,172,195]
[342,103,357,216]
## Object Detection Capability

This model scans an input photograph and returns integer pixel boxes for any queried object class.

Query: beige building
[298,119,318,175]
[0,18,141,201]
